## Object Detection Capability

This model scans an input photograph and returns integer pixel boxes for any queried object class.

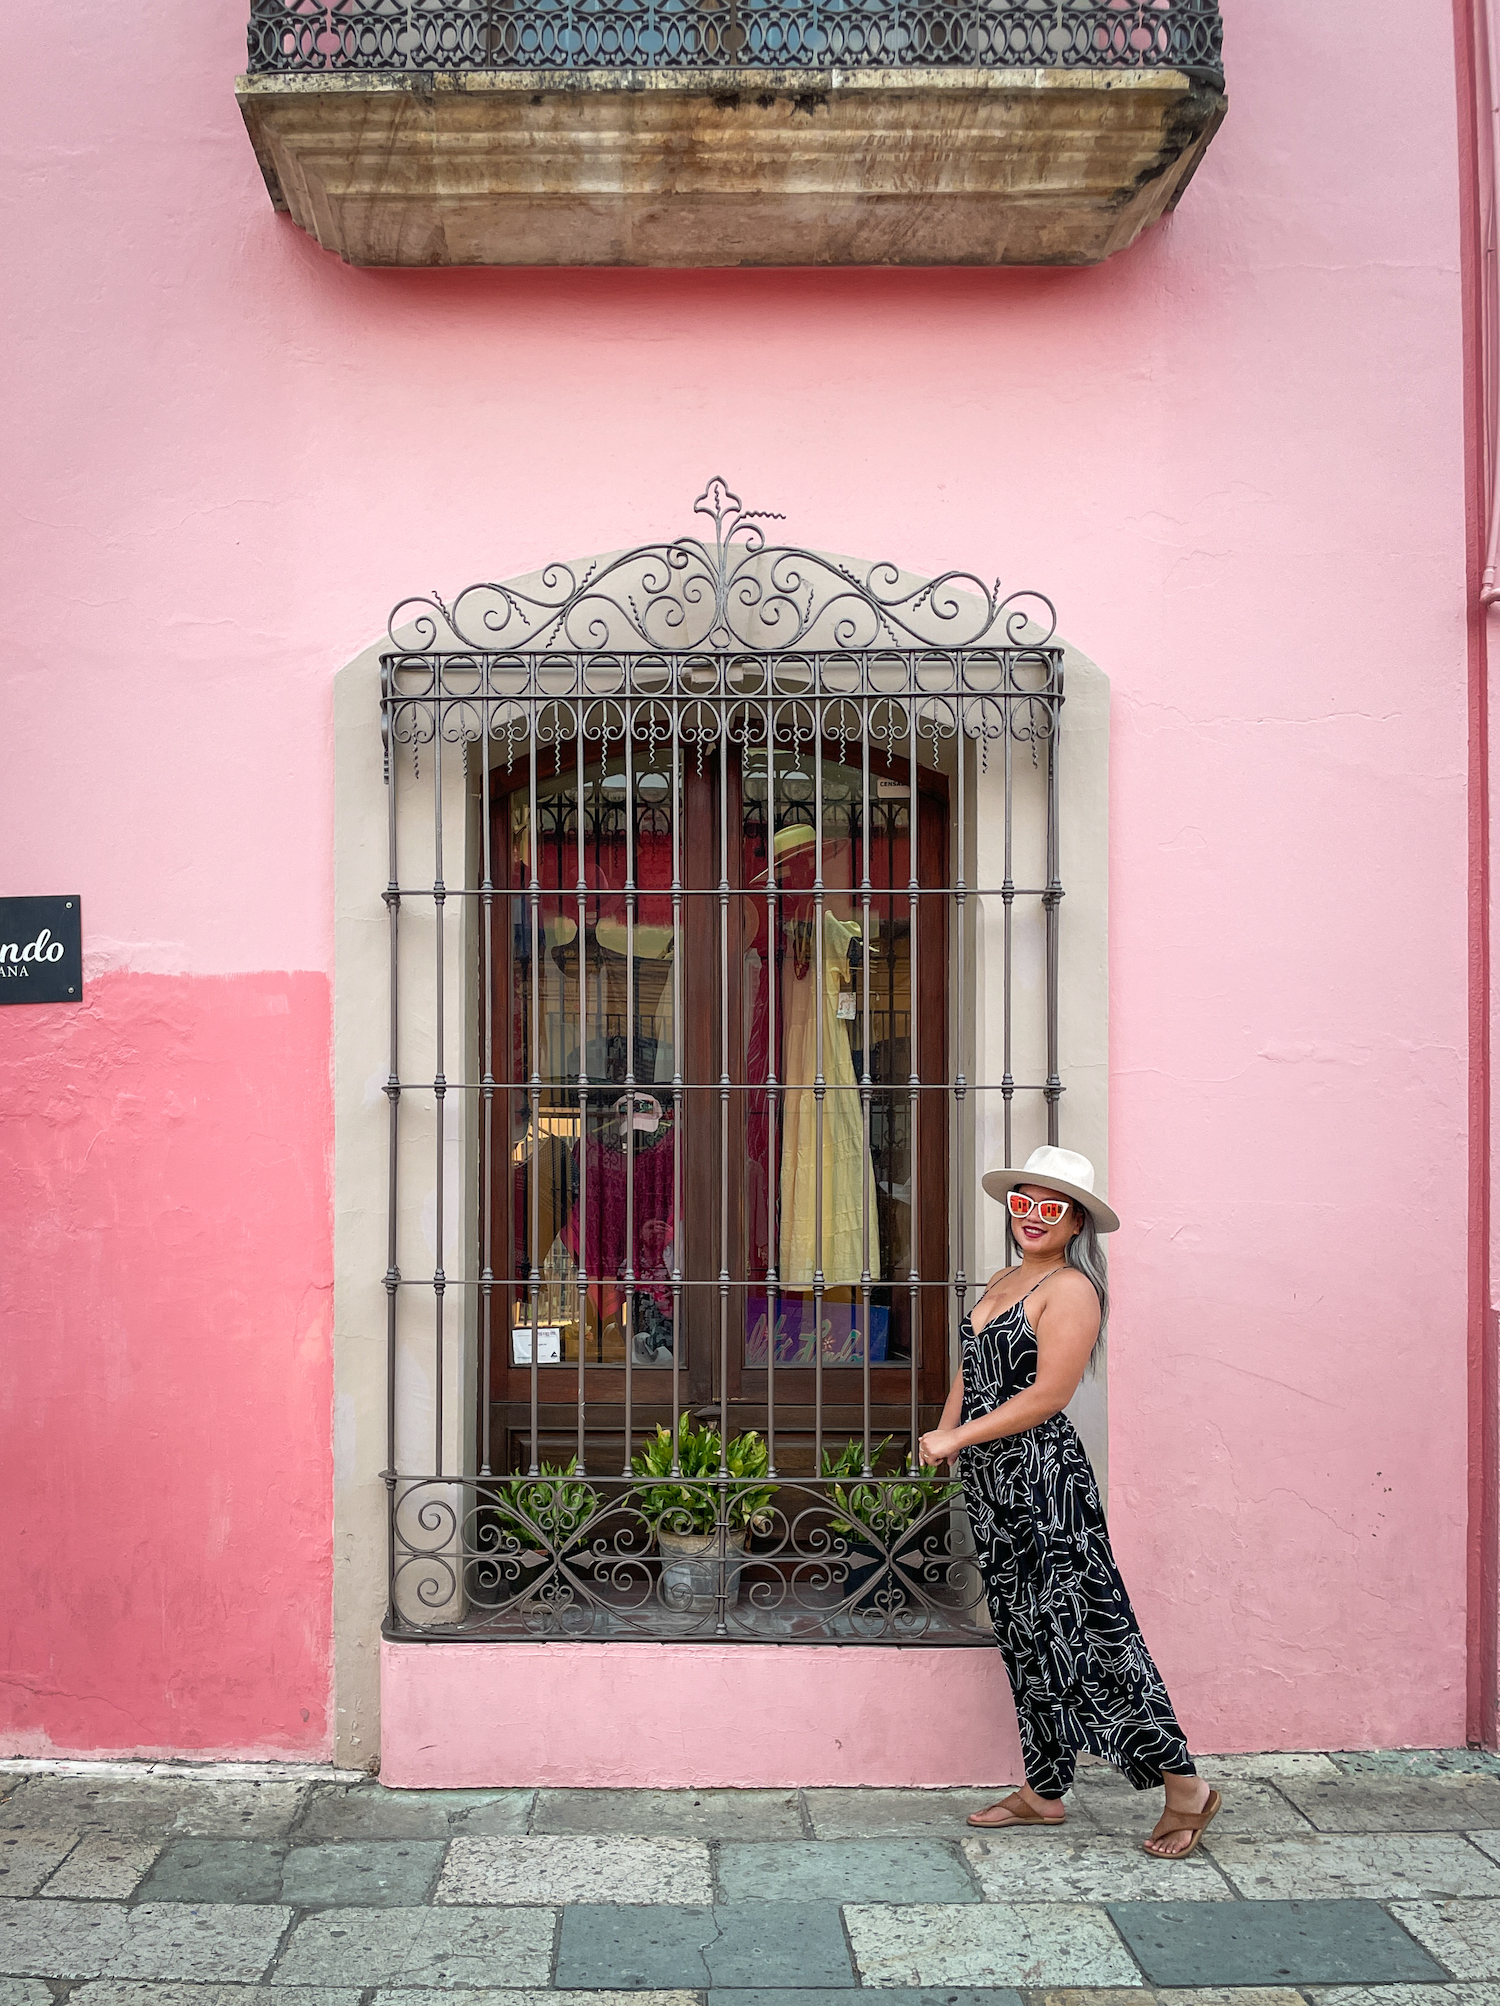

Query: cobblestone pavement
[8,1752,1500,2005]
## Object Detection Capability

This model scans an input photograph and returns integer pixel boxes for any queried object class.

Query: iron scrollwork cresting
[386,476,1060,661]
[392,1472,991,1641]
[380,477,1065,1646]
[249,0,1222,80]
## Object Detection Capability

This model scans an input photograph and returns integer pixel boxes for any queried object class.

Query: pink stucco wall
[1,0,1478,1757]
[382,1642,1026,1788]
[0,974,334,1757]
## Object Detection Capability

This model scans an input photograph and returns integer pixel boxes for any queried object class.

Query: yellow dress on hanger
[779,912,882,1289]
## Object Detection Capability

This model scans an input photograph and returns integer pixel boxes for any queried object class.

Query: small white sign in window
[511,1325,564,1365]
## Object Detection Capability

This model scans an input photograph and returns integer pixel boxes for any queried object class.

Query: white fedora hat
[981,1145,1120,1235]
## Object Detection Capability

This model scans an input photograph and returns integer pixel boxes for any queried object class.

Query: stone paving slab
[0,1899,292,1982]
[273,1906,556,1987]
[1022,1991,1148,2006]
[1466,1834,1500,1870]
[0,1981,51,2006]
[1208,1833,1500,1901]
[1280,1779,1500,1833]
[1078,1782,1311,1841]
[1107,1898,1448,1988]
[802,1792,1094,1840]
[1194,1755,1342,1782]
[295,1791,448,1842]
[1329,1752,1500,1778]
[0,1832,78,1897]
[0,1780,307,1842]
[103,1903,294,1983]
[708,1993,1025,2006]
[555,1903,856,1989]
[1154,1990,1308,2005]
[0,1900,130,1979]
[716,1840,977,1905]
[1309,1986,1500,2004]
[281,1839,447,1907]
[963,1831,1234,1903]
[842,1901,1140,1988]
[534,1792,805,1840]
[70,1989,360,2006]
[42,1835,159,1901]
[139,1841,286,1905]
[374,1993,698,2006]
[298,1788,535,1842]
[1389,1900,1500,1979]
[1042,1993,1304,2006]
[438,1836,715,1906]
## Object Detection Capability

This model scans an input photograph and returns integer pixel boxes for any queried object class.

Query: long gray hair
[1006,1204,1109,1365]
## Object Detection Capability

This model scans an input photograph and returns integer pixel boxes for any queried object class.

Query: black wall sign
[0,897,82,1005]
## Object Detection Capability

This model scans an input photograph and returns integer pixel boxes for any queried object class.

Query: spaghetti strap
[1016,1265,1064,1307]
[970,1265,1065,1338]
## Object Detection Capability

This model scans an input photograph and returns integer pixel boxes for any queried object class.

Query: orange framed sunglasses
[1006,1191,1073,1225]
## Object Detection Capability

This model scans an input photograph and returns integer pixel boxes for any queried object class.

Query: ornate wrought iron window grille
[249,0,1223,82]
[382,479,1065,1643]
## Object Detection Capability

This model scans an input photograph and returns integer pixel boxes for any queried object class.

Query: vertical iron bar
[480,687,495,1478]
[575,710,589,1472]
[859,704,873,1475]
[811,706,825,1478]
[433,696,447,1481]
[906,698,920,1470]
[382,678,402,1607]
[527,718,542,1475]
[764,699,779,1476]
[1001,680,1015,1266]
[953,692,968,1356]
[670,696,684,1476]
[1044,680,1063,1146]
[623,704,637,1474]
[716,707,731,1635]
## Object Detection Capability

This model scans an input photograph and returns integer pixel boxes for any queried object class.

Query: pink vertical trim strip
[1458,0,1500,1749]
[1477,0,1500,602]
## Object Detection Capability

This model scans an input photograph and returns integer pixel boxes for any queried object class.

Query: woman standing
[918,1146,1219,1860]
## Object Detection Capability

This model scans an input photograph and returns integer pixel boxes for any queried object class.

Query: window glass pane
[741,749,915,1368]
[507,750,677,1369]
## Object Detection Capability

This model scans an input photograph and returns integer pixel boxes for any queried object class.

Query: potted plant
[631,1413,777,1614]
[476,1458,599,1603]
[820,1436,961,1608]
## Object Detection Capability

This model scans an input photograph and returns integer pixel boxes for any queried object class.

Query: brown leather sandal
[1143,1787,1222,1858]
[966,1791,1067,1830]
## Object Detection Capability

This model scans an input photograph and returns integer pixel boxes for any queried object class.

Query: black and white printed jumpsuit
[958,1277,1196,1798]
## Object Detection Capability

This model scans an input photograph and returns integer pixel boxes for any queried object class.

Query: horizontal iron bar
[385,1631,993,1648]
[383,1078,1057,1094]
[398,1274,993,1289]
[387,886,1062,900]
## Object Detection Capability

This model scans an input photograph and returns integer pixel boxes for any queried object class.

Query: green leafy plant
[631,1412,777,1537]
[820,1436,960,1543]
[489,1458,599,1555]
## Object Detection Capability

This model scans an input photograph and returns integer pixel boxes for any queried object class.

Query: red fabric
[563,1133,676,1307]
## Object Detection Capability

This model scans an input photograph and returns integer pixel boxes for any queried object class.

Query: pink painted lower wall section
[0,971,335,1759]
[381,1640,1026,1789]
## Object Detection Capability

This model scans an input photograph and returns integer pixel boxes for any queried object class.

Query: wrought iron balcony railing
[247,0,1223,80]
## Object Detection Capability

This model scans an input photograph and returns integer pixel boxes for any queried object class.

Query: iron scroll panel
[381,483,1065,1643]
[249,0,1223,79]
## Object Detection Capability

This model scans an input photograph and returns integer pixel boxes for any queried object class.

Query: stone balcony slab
[236,64,1225,267]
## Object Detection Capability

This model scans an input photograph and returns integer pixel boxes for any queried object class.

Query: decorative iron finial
[692,477,786,556]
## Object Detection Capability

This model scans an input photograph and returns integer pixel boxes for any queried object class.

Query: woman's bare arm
[917,1367,964,1466]
[918,1271,1098,1461]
